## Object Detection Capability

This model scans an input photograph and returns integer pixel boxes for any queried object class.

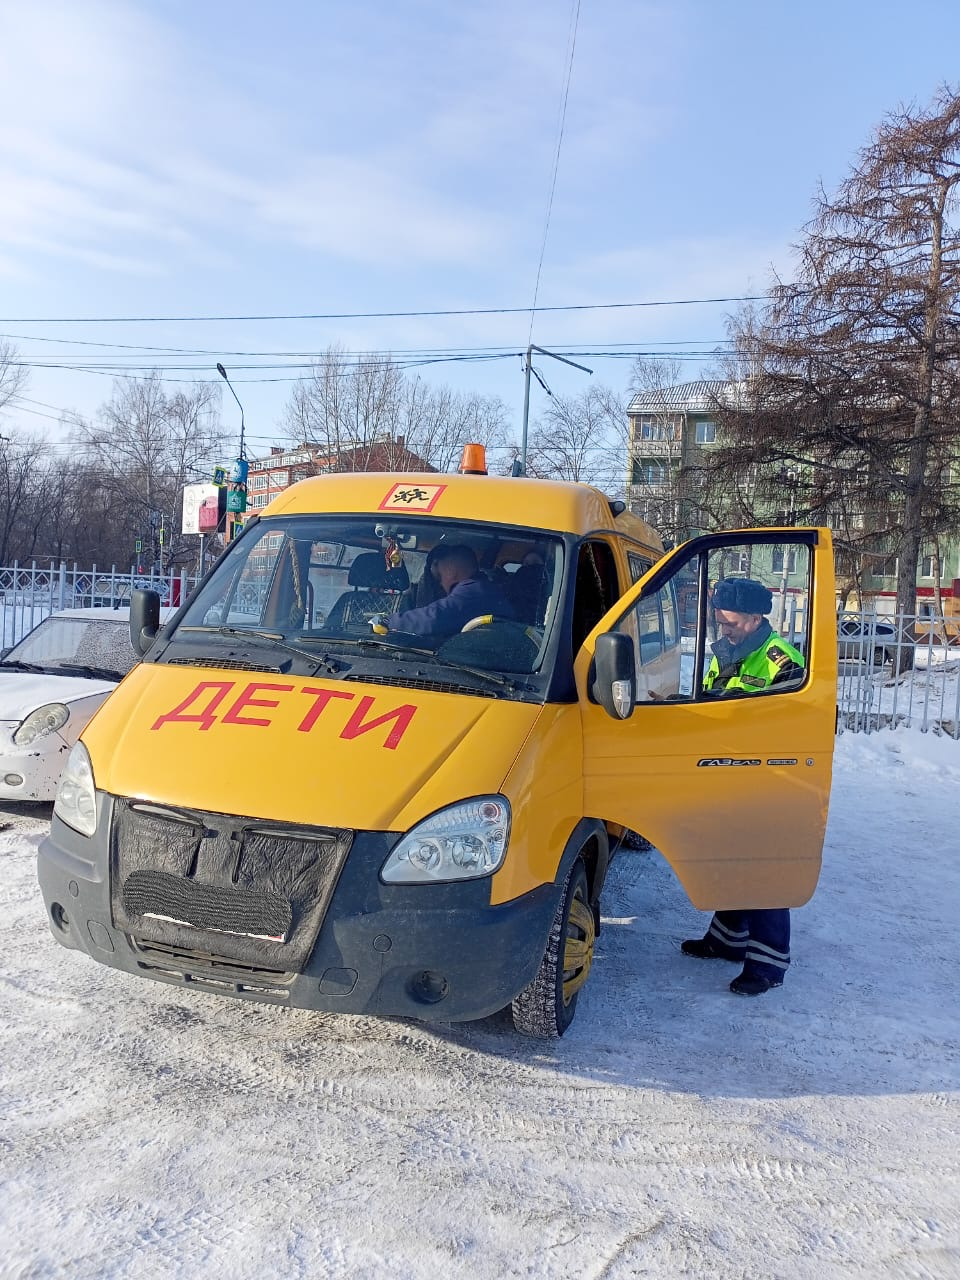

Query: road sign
[182,483,220,534]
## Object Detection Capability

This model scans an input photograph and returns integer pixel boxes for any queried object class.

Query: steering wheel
[461,613,496,632]
[461,614,542,639]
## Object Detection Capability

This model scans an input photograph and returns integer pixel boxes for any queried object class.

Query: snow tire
[511,858,593,1039]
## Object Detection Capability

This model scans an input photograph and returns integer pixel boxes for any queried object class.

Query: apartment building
[625,380,959,609]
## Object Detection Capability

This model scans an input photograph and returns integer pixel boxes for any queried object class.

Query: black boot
[681,936,740,961]
[730,969,783,996]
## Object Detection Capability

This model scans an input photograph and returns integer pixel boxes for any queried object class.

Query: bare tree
[71,374,228,568]
[0,340,27,416]
[523,384,627,494]
[710,86,960,622]
[0,431,54,563]
[284,347,509,472]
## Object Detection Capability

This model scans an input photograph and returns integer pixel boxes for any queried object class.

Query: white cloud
[0,0,690,280]
[0,2,522,274]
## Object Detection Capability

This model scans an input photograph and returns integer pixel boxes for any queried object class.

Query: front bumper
[36,794,559,1023]
[0,724,65,802]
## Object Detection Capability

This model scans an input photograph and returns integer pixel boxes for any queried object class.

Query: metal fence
[0,560,197,649]
[837,610,960,739]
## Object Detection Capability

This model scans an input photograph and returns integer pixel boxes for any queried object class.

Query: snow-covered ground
[1,732,958,1279]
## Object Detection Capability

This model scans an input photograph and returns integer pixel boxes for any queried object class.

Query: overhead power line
[3,348,734,387]
[0,331,726,356]
[0,294,767,325]
[528,0,581,346]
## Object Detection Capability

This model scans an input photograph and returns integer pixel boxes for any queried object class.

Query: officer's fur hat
[712,577,773,616]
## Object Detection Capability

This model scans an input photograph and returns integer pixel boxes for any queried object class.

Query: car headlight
[12,702,69,746]
[53,741,98,837]
[381,796,511,884]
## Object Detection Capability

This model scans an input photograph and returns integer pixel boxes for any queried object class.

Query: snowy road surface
[2,733,958,1279]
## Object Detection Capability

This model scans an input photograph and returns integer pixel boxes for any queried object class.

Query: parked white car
[0,607,171,803]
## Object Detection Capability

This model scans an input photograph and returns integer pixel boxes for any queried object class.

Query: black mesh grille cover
[110,801,354,972]
[343,673,487,696]
[123,870,292,941]
[167,656,281,673]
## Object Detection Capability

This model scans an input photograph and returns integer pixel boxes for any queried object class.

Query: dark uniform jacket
[388,575,514,639]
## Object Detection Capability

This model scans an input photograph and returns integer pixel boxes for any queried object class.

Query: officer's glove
[369,613,389,636]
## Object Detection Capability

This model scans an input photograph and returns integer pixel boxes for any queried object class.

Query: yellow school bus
[37,456,836,1036]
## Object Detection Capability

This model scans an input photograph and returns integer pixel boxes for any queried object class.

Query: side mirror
[593,632,636,720]
[130,588,161,656]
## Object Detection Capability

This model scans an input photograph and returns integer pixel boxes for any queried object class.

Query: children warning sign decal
[377,483,447,513]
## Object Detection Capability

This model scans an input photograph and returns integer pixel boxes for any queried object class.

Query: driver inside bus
[375,544,514,640]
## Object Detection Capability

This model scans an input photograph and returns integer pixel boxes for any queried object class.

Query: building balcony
[630,440,681,458]
[627,481,675,497]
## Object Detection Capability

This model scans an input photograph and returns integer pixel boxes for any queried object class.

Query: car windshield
[4,615,137,677]
[173,515,564,676]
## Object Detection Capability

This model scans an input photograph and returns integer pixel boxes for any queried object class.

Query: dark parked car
[837,615,910,665]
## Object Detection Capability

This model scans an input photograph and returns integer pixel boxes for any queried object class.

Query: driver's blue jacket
[388,575,514,639]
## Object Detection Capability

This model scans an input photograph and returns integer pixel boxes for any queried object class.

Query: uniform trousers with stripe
[706,909,791,983]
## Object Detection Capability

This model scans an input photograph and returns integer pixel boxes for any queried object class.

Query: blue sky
[2,0,959,458]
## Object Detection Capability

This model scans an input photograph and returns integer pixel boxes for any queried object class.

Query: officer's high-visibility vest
[704,631,805,694]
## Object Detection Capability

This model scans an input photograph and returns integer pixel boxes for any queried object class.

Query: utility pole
[776,470,798,637]
[519,344,592,475]
[217,363,249,540]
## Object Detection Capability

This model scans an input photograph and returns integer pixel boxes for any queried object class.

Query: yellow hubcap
[562,892,595,1004]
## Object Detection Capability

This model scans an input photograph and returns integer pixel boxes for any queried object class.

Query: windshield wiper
[177,626,341,676]
[51,662,125,681]
[353,637,520,690]
[353,637,438,659]
[0,659,48,673]
[429,657,521,690]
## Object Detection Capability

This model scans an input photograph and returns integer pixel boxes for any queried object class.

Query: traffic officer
[683,576,805,996]
[703,576,804,693]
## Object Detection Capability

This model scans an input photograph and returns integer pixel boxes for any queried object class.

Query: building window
[251,474,268,490]
[920,554,940,578]
[695,420,716,444]
[772,546,797,575]
[871,556,898,581]
[632,460,668,486]
[253,493,269,508]
[637,414,680,442]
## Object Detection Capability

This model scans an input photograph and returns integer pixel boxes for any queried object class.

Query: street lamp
[216,362,246,459]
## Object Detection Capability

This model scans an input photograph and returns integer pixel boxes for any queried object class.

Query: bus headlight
[53,742,98,837]
[381,797,511,883]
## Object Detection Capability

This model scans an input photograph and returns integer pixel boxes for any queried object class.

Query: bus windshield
[174,515,564,676]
